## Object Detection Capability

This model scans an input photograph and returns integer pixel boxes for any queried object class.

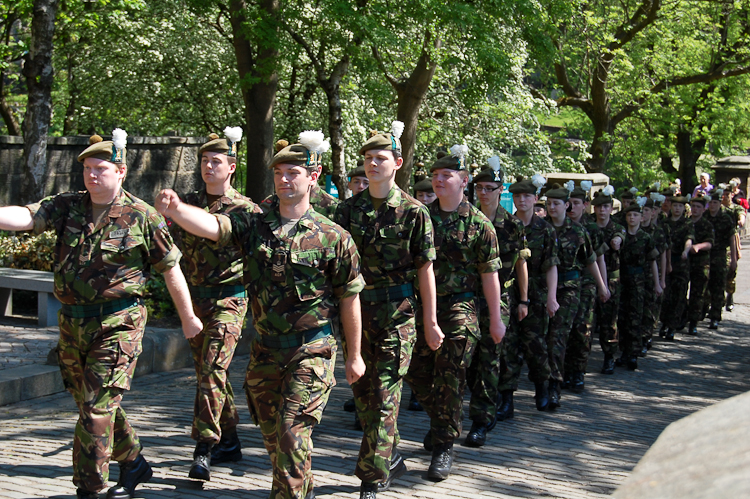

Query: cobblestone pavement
[1,256,749,498]
[0,317,57,371]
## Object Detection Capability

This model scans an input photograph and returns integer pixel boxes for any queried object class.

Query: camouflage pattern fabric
[593,219,626,356]
[27,189,180,304]
[641,222,668,341]
[498,214,560,392]
[334,185,434,484]
[261,183,339,220]
[57,304,146,492]
[703,208,736,321]
[244,336,337,499]
[546,217,595,382]
[724,203,743,294]
[662,217,695,329]
[174,187,259,444]
[218,205,363,498]
[468,204,524,425]
[406,198,500,445]
[688,216,714,323]
[618,230,658,357]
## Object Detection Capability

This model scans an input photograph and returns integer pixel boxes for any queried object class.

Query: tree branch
[371,44,398,89]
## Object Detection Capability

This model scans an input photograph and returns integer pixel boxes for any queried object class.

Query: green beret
[359,121,404,155]
[268,139,324,169]
[199,133,236,158]
[591,192,613,206]
[670,195,689,204]
[623,204,642,214]
[348,162,366,178]
[545,184,570,201]
[77,134,125,164]
[620,190,635,200]
[691,195,708,205]
[570,186,589,200]
[413,178,434,193]
[472,167,503,184]
[508,178,537,194]
[429,153,467,172]
[644,198,655,209]
[710,190,723,201]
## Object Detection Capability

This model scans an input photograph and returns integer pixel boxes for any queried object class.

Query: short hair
[700,172,710,179]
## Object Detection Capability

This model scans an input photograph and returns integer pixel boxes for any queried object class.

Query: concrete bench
[0,268,60,327]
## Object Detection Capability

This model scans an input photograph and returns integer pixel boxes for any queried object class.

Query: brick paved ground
[1,256,749,498]
[0,318,57,371]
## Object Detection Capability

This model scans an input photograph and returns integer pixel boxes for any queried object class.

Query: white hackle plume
[391,120,405,139]
[112,128,128,150]
[715,188,724,197]
[531,174,547,193]
[676,179,682,185]
[637,196,647,207]
[658,194,666,203]
[629,187,639,195]
[488,155,501,172]
[719,183,729,190]
[224,126,243,143]
[450,144,469,162]
[602,185,615,196]
[580,180,593,191]
[565,180,575,192]
[650,192,660,201]
[654,181,661,190]
[686,193,692,201]
[299,130,330,154]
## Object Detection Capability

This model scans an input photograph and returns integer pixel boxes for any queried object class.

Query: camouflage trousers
[467,295,510,425]
[688,262,710,323]
[547,282,581,382]
[565,280,596,374]
[189,296,247,444]
[726,256,737,294]
[595,276,621,356]
[618,275,646,357]
[352,297,416,484]
[643,269,661,342]
[244,335,337,499]
[57,304,146,493]
[707,253,728,321]
[663,263,689,329]
[498,296,551,392]
[406,298,478,446]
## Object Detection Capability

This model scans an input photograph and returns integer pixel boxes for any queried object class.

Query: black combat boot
[626,355,638,371]
[659,323,667,337]
[547,380,560,410]
[726,294,734,312]
[188,442,212,481]
[343,397,356,412]
[664,328,675,342]
[561,372,571,390]
[708,319,719,330]
[601,354,615,375]
[407,391,423,411]
[77,490,98,499]
[463,420,490,447]
[427,441,454,481]
[614,356,625,367]
[106,454,153,499]
[359,482,378,499]
[570,372,585,393]
[377,448,406,491]
[495,390,514,421]
[210,428,242,465]
[645,337,653,350]
[534,381,549,411]
[687,321,698,335]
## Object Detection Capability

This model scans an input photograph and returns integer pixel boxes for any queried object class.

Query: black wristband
[518,300,530,306]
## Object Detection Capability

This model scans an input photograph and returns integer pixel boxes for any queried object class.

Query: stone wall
[0,135,204,205]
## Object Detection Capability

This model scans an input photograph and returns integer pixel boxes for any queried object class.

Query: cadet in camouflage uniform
[464,163,528,447]
[564,185,607,392]
[616,203,661,370]
[722,185,745,311]
[348,161,370,196]
[405,146,504,481]
[414,177,437,206]
[661,195,694,340]
[544,184,606,407]
[171,130,260,481]
[612,189,635,227]
[640,198,668,352]
[496,176,559,416]
[705,190,738,329]
[0,131,202,499]
[334,123,440,498]
[591,188,626,374]
[157,131,366,499]
[686,196,714,335]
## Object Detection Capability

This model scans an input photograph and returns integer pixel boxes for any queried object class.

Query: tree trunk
[229,0,278,203]
[21,0,58,204]
[324,81,347,199]
[676,129,704,194]
[660,155,677,174]
[0,75,21,135]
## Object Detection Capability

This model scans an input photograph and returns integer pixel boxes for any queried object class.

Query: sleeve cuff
[154,245,182,274]
[337,274,366,299]
[216,214,234,246]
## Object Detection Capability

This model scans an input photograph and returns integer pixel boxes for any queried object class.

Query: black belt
[360,283,414,303]
[258,323,333,349]
[61,297,140,318]
[436,292,475,304]
[559,270,581,281]
[190,285,247,299]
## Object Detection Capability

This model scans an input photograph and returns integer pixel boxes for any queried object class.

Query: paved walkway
[1,255,749,498]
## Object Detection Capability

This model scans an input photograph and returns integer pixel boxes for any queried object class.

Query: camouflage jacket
[620,229,658,275]
[217,206,364,336]
[487,204,526,287]
[427,199,501,297]
[690,216,715,267]
[519,213,560,302]
[706,209,735,255]
[641,222,668,274]
[27,189,180,305]
[725,202,745,227]
[665,216,695,271]
[577,214,603,284]
[260,183,339,220]
[174,187,259,288]
[595,218,626,276]
[333,185,435,289]
[547,216,596,286]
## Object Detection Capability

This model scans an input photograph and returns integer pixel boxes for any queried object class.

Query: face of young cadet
[513,192,537,215]
[348,176,369,195]
[364,149,401,184]
[626,210,642,229]
[662,199,672,214]
[671,202,685,218]
[568,197,585,220]
[432,169,467,199]
[546,198,568,222]
[416,190,437,205]
[201,151,236,190]
[83,157,126,200]
[594,202,612,222]
[690,201,706,219]
[642,206,653,223]
[621,198,633,209]
[274,163,318,204]
[475,181,502,208]
[709,199,722,216]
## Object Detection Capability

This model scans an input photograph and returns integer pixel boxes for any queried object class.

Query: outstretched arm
[155,189,221,241]
[0,206,34,232]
